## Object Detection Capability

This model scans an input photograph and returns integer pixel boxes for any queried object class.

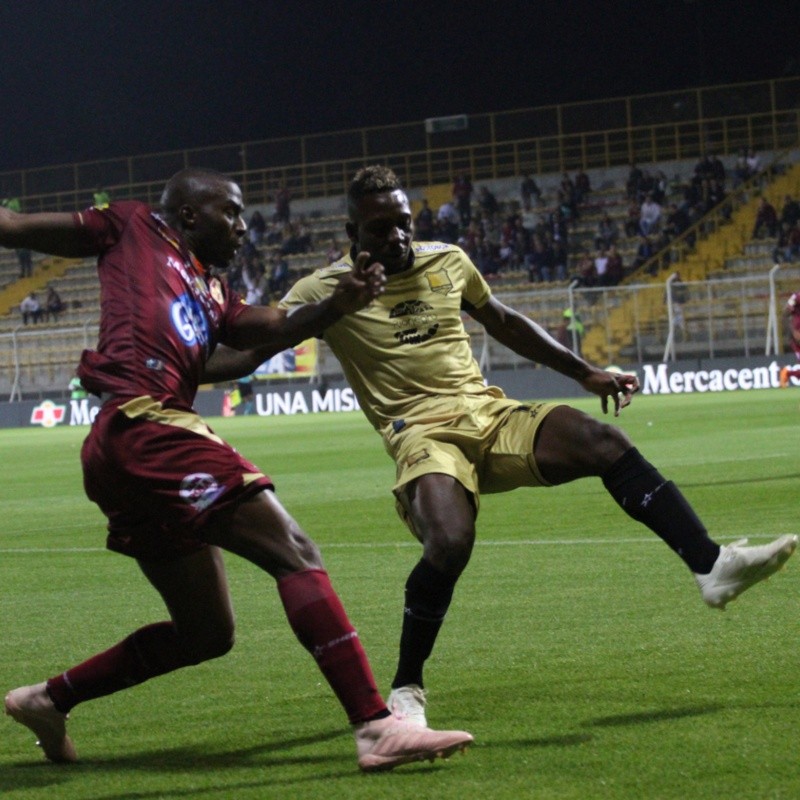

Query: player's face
[189,181,247,268]
[348,190,413,274]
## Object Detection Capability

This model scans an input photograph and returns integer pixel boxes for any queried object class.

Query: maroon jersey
[75,201,249,409]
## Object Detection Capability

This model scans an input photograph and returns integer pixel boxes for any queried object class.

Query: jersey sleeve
[74,201,145,253]
[278,270,336,310]
[460,252,492,309]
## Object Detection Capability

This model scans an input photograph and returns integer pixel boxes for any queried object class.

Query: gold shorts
[383,395,558,533]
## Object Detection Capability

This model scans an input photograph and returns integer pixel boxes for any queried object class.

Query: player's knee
[181,629,235,664]
[423,524,475,576]
[580,417,632,470]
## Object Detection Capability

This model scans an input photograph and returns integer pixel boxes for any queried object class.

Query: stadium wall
[0,356,794,430]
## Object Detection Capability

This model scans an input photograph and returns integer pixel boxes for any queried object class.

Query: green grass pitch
[1,388,798,799]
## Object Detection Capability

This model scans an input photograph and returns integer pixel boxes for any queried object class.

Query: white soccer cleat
[355,713,472,772]
[5,682,77,763]
[387,684,428,727]
[695,535,798,610]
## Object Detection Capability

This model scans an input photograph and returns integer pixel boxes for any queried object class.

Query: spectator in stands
[279,222,307,256]
[626,163,644,201]
[593,248,609,286]
[733,148,750,187]
[559,173,578,217]
[326,238,344,264]
[520,174,542,206]
[20,291,43,324]
[574,170,591,205]
[774,222,800,263]
[552,238,568,282]
[652,170,669,205]
[242,260,267,305]
[477,186,499,221]
[16,246,32,278]
[436,198,460,243]
[624,199,641,238]
[746,148,762,179]
[451,174,473,228]
[710,155,726,185]
[525,232,549,282]
[779,195,800,229]
[663,203,690,241]
[639,193,662,237]
[594,212,619,251]
[574,249,597,288]
[752,196,778,239]
[273,183,291,223]
[248,210,266,246]
[708,179,727,212]
[414,198,435,240]
[547,206,569,250]
[520,200,541,237]
[267,250,290,299]
[631,235,656,274]
[605,245,625,286]
[44,285,65,321]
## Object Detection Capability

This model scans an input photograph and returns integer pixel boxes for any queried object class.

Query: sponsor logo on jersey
[179,472,223,511]
[389,299,439,344]
[171,292,210,349]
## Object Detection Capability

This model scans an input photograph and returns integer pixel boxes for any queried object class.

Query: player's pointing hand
[331,251,386,315]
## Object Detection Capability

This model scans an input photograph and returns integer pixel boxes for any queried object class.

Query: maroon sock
[46,622,190,713]
[278,569,387,725]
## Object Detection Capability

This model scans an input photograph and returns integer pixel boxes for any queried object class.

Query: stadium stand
[2,77,799,399]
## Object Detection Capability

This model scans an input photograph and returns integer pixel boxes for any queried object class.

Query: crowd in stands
[218,148,788,313]
[405,151,748,291]
[10,147,798,328]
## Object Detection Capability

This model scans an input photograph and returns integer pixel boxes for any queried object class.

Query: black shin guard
[392,559,458,689]
[602,448,719,573]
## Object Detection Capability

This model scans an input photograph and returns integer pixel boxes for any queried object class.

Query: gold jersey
[279,242,503,430]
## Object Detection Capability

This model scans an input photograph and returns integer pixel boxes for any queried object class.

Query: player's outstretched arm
[224,251,385,352]
[0,207,98,258]
[469,296,638,416]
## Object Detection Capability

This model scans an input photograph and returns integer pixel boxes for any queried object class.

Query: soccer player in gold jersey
[205,165,796,728]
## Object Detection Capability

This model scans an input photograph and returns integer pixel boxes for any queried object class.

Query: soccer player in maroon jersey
[780,291,800,386]
[0,168,472,772]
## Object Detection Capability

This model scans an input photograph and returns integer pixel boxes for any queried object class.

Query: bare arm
[203,343,277,383]
[0,208,100,257]
[206,251,384,380]
[468,296,639,416]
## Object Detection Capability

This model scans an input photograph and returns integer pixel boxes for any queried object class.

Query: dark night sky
[1,0,797,172]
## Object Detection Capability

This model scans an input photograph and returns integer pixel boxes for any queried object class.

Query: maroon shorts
[81,398,273,561]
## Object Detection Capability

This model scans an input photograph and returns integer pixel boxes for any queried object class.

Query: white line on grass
[0,533,792,555]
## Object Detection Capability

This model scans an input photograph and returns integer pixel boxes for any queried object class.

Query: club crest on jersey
[179,473,223,511]
[425,267,454,295]
[209,277,224,305]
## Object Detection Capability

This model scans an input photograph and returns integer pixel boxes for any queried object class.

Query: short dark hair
[160,168,233,224]
[347,165,404,219]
